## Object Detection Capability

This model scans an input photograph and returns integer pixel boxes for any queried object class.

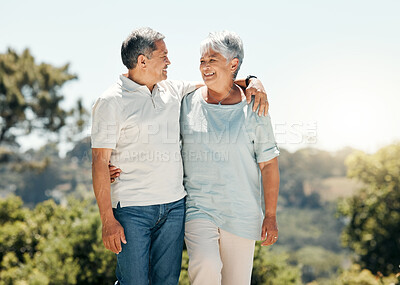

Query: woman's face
[199,49,236,87]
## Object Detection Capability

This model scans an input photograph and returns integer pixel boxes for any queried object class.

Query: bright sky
[1,0,399,153]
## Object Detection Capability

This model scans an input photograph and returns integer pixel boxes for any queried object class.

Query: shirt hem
[185,215,259,241]
[112,192,186,208]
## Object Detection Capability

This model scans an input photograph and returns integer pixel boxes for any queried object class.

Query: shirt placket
[151,87,165,112]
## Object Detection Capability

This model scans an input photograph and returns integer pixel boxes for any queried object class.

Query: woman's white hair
[200,30,244,79]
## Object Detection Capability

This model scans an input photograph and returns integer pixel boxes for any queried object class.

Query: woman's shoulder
[245,99,272,125]
[182,87,203,105]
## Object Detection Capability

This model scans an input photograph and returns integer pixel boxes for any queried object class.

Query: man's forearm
[92,151,114,224]
[261,158,280,216]
[234,78,247,88]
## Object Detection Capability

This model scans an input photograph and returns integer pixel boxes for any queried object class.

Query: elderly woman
[180,31,280,285]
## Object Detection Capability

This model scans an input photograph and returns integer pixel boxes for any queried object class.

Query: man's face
[146,40,170,83]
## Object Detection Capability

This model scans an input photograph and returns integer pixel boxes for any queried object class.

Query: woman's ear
[230,58,239,74]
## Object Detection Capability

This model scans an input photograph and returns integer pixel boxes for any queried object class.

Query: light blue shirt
[180,89,280,240]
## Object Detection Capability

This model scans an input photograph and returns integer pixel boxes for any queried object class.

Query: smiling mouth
[203,72,215,78]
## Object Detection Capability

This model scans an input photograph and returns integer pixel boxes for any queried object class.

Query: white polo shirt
[91,75,197,207]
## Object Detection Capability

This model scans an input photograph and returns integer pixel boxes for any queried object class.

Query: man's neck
[125,70,156,92]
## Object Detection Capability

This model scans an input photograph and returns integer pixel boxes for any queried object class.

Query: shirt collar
[118,74,165,94]
[118,74,146,92]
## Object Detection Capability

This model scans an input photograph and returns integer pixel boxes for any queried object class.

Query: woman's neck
[207,81,234,100]
[203,83,244,105]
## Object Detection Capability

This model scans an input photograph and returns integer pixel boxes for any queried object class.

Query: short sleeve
[91,98,121,149]
[248,113,280,163]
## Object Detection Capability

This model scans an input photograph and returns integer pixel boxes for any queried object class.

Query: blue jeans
[113,198,185,285]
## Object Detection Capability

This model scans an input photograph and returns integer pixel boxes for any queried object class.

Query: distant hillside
[304,176,364,202]
[1,137,362,209]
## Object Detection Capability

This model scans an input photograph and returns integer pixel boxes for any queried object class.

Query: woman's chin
[202,78,216,88]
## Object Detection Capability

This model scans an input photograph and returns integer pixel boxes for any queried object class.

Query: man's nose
[165,56,171,65]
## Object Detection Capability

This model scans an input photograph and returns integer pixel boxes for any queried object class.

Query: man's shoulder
[92,83,124,112]
[159,79,195,92]
[158,79,181,88]
[157,80,178,93]
[99,83,122,101]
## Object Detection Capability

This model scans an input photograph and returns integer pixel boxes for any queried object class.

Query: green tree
[0,48,77,145]
[337,143,400,275]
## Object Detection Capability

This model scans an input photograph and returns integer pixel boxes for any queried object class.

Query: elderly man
[91,27,268,285]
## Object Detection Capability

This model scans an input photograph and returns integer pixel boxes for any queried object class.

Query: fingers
[260,217,278,246]
[109,163,122,177]
[104,237,117,254]
[253,91,260,112]
[258,100,266,117]
[114,235,122,253]
[120,228,127,244]
[245,88,252,104]
[247,88,268,116]
[114,227,127,253]
[110,169,121,179]
[261,232,278,246]
[109,166,121,183]
[102,222,126,254]
[264,101,269,116]
[261,225,267,240]
[104,233,125,254]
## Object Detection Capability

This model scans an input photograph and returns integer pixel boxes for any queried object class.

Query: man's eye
[210,59,215,62]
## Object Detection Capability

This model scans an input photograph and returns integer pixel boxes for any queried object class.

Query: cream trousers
[185,219,256,285]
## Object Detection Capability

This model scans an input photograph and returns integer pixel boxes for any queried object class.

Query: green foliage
[335,264,399,285]
[290,246,343,283]
[0,196,115,285]
[0,48,77,145]
[179,250,190,285]
[338,143,400,275]
[251,244,302,284]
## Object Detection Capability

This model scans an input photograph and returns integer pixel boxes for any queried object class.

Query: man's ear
[137,54,147,68]
[230,58,239,74]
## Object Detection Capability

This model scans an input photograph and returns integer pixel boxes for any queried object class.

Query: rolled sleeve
[253,114,280,163]
[91,98,121,149]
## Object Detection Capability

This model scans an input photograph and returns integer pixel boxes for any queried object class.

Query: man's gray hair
[200,31,244,79]
[121,27,165,69]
